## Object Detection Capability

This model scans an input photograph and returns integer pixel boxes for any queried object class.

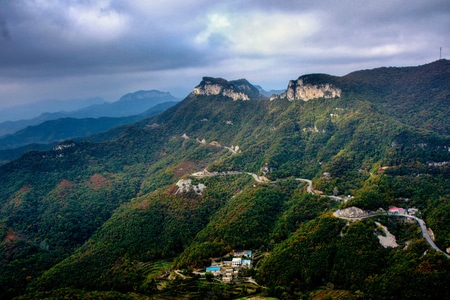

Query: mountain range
[0,91,180,163]
[0,97,105,123]
[0,90,180,137]
[0,60,449,299]
[0,102,177,162]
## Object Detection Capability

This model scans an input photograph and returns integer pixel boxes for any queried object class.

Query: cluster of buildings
[388,206,419,215]
[205,250,253,283]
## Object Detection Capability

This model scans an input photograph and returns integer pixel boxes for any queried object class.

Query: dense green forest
[1,60,449,299]
[0,101,178,163]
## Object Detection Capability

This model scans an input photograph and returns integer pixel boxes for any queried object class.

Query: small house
[242,259,252,267]
[206,266,221,275]
[389,206,405,213]
[233,250,252,257]
[223,260,232,266]
[232,257,242,267]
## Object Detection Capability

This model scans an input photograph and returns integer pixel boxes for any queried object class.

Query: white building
[232,257,242,267]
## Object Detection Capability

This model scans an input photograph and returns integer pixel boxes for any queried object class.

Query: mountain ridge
[192,77,266,100]
[1,60,449,299]
[0,97,106,123]
[0,101,177,152]
[0,90,180,137]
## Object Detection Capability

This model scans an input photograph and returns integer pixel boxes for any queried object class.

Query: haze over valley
[1,59,450,299]
[1,1,449,299]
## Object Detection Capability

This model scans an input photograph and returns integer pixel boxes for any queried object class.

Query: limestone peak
[192,77,265,100]
[270,75,341,101]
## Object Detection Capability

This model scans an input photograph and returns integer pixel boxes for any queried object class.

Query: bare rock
[271,78,341,101]
[192,77,264,101]
[334,207,368,218]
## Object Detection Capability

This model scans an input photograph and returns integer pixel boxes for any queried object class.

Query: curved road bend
[295,178,313,194]
[402,214,450,258]
[191,170,449,258]
[335,211,450,259]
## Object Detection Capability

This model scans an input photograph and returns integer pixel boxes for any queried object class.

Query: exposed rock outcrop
[375,222,399,248]
[192,77,265,101]
[333,206,368,219]
[53,142,75,151]
[175,179,206,195]
[271,78,341,101]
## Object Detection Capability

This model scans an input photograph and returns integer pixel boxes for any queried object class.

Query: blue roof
[206,266,221,271]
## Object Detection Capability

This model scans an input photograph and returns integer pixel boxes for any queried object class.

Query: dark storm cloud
[0,20,10,41]
[0,1,212,77]
[0,0,448,109]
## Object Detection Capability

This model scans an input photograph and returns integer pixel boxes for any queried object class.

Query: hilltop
[1,60,449,299]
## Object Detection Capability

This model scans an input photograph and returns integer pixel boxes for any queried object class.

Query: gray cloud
[0,20,10,41]
[0,0,448,109]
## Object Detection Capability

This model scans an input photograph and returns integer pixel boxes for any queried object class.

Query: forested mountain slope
[0,101,178,164]
[1,60,449,299]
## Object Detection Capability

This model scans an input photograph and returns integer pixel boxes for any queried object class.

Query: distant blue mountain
[0,97,105,123]
[254,85,285,97]
[0,90,180,136]
[65,90,179,118]
[0,101,178,163]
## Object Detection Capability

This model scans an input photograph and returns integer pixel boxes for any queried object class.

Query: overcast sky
[0,0,448,108]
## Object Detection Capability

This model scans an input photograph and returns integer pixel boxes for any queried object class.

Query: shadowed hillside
[1,61,450,299]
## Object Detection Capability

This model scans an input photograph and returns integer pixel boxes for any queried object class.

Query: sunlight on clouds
[196,11,320,56]
[128,0,203,14]
[195,13,231,44]
[324,43,409,59]
[232,12,320,55]
[367,44,406,56]
[23,0,129,43]
[67,1,129,42]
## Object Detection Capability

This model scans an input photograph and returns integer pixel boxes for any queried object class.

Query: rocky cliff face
[192,77,264,100]
[271,78,341,101]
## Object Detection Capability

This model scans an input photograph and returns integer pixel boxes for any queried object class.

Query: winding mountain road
[404,214,450,258]
[295,178,313,194]
[295,178,449,257]
[190,169,449,258]
[334,210,450,258]
[191,169,273,183]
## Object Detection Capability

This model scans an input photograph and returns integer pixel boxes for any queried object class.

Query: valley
[1,60,449,299]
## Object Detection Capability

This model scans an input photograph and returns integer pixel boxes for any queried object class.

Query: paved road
[402,214,450,258]
[334,210,450,258]
[245,172,272,183]
[191,169,273,183]
[191,170,449,258]
[192,169,312,190]
[296,178,313,194]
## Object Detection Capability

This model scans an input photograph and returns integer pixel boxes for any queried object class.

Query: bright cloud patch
[196,11,320,56]
[22,0,128,43]
[67,2,128,42]
[0,0,448,109]
[196,13,231,44]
